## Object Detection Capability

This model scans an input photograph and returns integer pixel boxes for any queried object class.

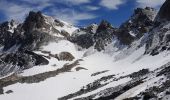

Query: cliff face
[145,0,170,55]
[156,0,170,21]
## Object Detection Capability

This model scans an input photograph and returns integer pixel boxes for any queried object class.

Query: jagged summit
[145,0,170,55]
[96,20,113,33]
[22,11,77,36]
[70,20,116,50]
[117,7,156,45]
[22,11,46,32]
[71,7,156,51]
[0,11,77,51]
[134,7,156,21]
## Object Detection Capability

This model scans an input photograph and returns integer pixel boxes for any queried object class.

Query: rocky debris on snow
[74,79,144,100]
[60,30,70,37]
[129,69,149,79]
[125,79,170,100]
[91,70,109,77]
[5,90,13,94]
[157,64,170,77]
[40,51,75,61]
[58,74,126,100]
[58,52,75,61]
[75,67,88,71]
[0,88,3,94]
[0,59,81,87]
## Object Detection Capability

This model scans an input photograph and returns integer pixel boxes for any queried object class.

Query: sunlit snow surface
[1,38,170,100]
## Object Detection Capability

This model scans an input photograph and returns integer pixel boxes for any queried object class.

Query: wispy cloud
[85,6,100,11]
[56,0,91,5]
[0,0,52,21]
[99,0,125,10]
[46,8,97,25]
[136,0,166,8]
[20,0,51,4]
[0,0,97,25]
[0,1,30,21]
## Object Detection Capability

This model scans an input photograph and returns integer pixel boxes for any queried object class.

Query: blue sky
[0,0,166,27]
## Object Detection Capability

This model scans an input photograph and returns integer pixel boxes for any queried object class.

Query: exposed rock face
[2,11,55,51]
[94,20,116,51]
[156,0,170,21]
[58,52,75,61]
[60,30,70,37]
[70,33,94,49]
[70,24,98,49]
[0,20,18,46]
[71,8,156,50]
[145,0,170,55]
[0,11,55,77]
[71,21,116,51]
[0,88,3,94]
[117,7,156,45]
[22,11,46,32]
[0,51,49,76]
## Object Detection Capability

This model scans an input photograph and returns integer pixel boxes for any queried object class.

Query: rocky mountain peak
[0,20,17,31]
[145,0,170,55]
[134,7,156,21]
[0,20,18,46]
[117,7,156,45]
[156,0,170,21]
[22,11,46,32]
[70,21,115,50]
[85,23,98,34]
[96,20,113,33]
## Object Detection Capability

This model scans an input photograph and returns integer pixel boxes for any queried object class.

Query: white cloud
[21,0,51,4]
[47,9,97,25]
[136,0,166,8]
[0,0,96,25]
[0,0,52,22]
[0,1,29,21]
[55,0,91,5]
[85,6,100,11]
[99,0,125,10]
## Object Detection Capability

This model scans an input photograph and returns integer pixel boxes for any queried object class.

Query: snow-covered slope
[43,15,77,37]
[1,43,170,100]
[1,0,170,100]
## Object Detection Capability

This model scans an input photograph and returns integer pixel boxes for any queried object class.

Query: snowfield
[1,40,170,100]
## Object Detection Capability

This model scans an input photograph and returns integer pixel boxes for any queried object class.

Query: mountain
[117,7,156,45]
[1,0,170,100]
[145,0,170,56]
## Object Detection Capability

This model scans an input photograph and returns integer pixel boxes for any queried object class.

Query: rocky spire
[22,11,46,32]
